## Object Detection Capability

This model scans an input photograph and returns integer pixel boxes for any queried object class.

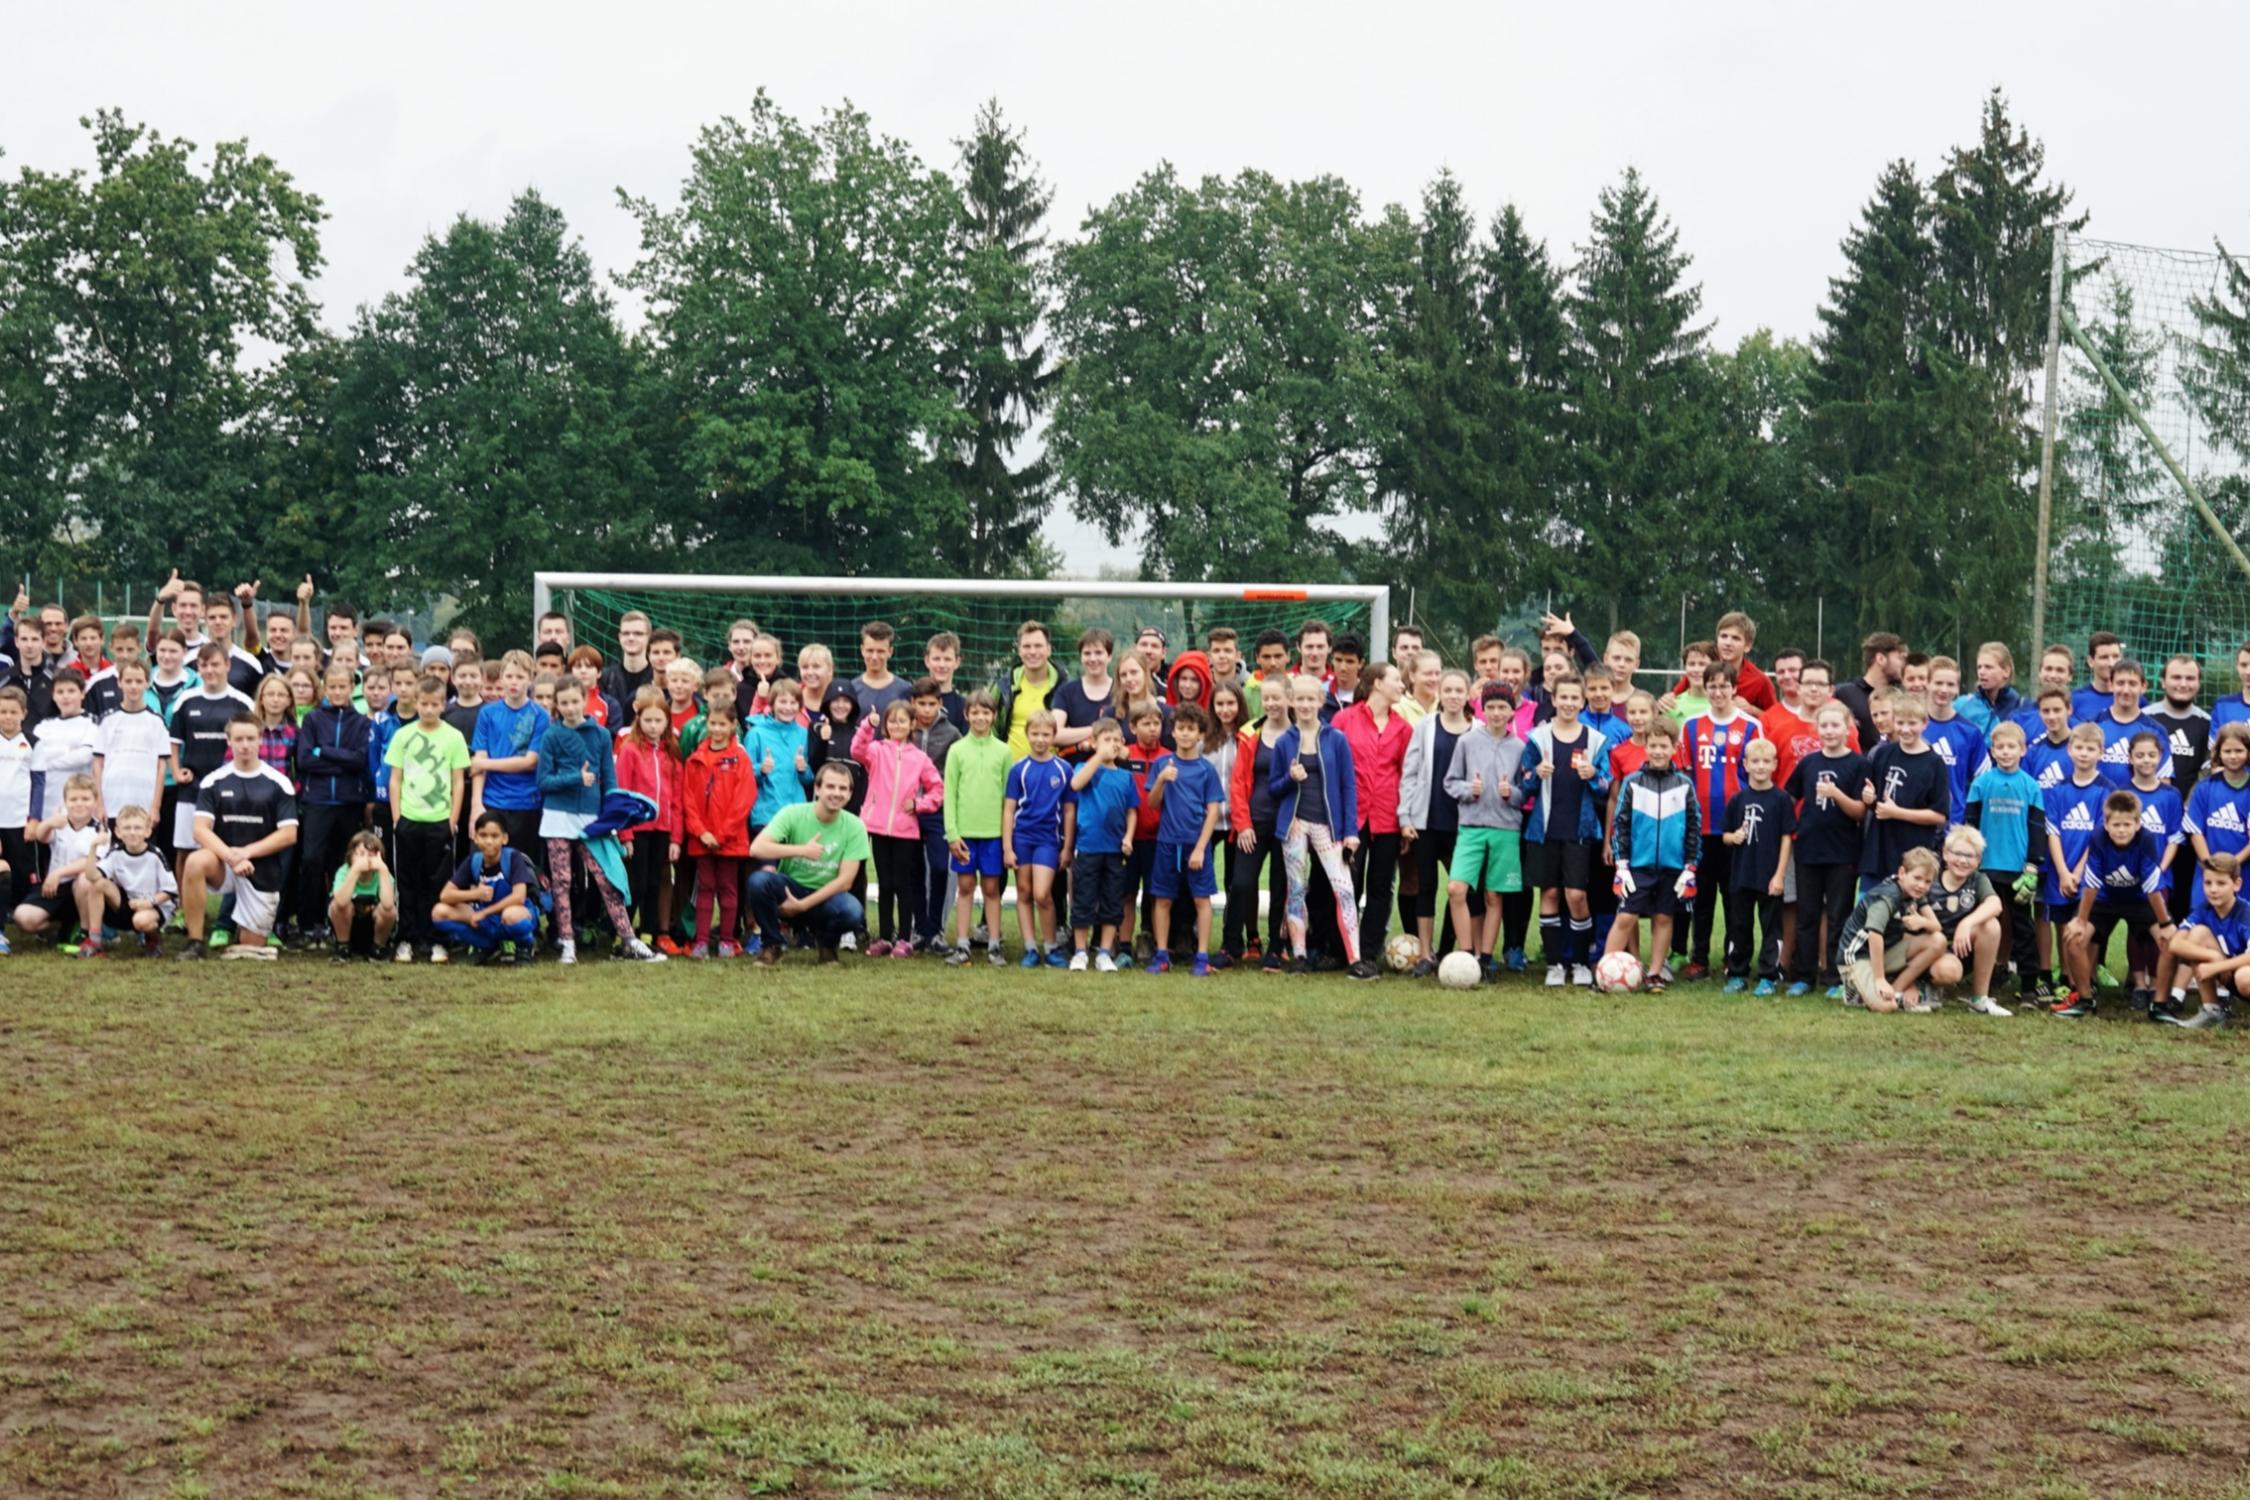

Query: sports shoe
[1193,953,1212,977]
[1503,947,1527,973]
[1132,933,1155,964]
[558,939,577,966]
[1721,976,1747,994]
[756,941,782,968]
[142,934,163,958]
[1645,973,1669,994]
[2050,992,2095,1019]
[888,940,911,959]
[1753,979,1778,997]
[1147,951,1171,975]
[329,944,350,965]
[2031,974,2057,1005]
[0,934,10,956]
[1242,940,1262,963]
[429,945,448,965]
[2130,986,2154,1014]
[717,940,742,959]
[946,943,970,966]
[1900,994,1939,1014]
[2160,1004,2228,1030]
[1785,981,1811,997]
[969,922,989,949]
[1572,964,1596,988]
[1094,949,1118,973]
[1410,957,1437,979]
[1544,963,1567,987]
[1047,947,1070,968]
[76,938,104,959]
[988,943,1008,967]
[689,942,710,960]
[1652,963,1675,987]
[1261,949,1284,973]
[1285,956,1310,976]
[1825,984,1845,1002]
[2148,994,2189,1023]
[657,935,685,957]
[2096,965,2118,991]
[623,940,667,963]
[817,946,839,965]
[1020,949,1042,968]
[1967,995,2012,1017]
[1680,962,1710,982]
[1348,958,1380,981]
[207,928,230,950]
[839,931,858,953]
[1068,950,1090,972]
[394,941,413,964]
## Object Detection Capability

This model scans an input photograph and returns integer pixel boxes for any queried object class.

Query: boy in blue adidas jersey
[2072,631,2130,723]
[2153,853,2250,1028]
[2020,687,2076,793]
[2214,644,2250,734]
[1966,720,2047,1001]
[2058,788,2172,1017]
[1003,710,1075,967]
[2126,730,2184,907]
[2040,723,2111,1004]
[1143,703,1228,977]
[2092,660,2167,789]
[2185,723,2250,868]
[1920,658,1982,825]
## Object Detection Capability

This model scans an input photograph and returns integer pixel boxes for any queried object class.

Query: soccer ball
[1436,951,1483,990]
[1595,951,1645,994]
[1384,932,1424,972]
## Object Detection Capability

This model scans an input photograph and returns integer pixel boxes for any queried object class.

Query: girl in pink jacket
[852,701,944,955]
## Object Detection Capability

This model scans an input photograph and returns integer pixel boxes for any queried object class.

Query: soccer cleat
[2148,994,2189,1024]
[1094,949,1118,973]
[394,941,414,964]
[1147,951,1171,975]
[429,945,448,965]
[1899,993,1939,1014]
[1967,995,2012,1017]
[1722,977,1747,994]
[1825,984,1845,1002]
[1347,958,1380,981]
[623,940,667,963]
[1068,950,1090,972]
[207,928,230,950]
[1544,964,1567,987]
[2050,991,2095,1019]
[717,940,743,959]
[657,935,685,957]
[946,944,971,966]
[2096,965,2118,991]
[1132,934,1155,965]
[1645,974,1669,994]
[1503,947,1527,973]
[2160,1004,2228,1030]
[689,942,710,960]
[1410,957,1437,979]
[1242,940,1262,963]
[888,940,911,959]
[1753,979,1778,997]
[1020,949,1042,968]
[2031,975,2057,1005]
[1786,981,1811,997]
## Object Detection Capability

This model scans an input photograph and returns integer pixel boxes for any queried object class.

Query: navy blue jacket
[295,701,373,806]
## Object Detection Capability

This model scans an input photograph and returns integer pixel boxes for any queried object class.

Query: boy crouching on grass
[2154,853,2250,1030]
[433,813,541,963]
[1837,846,1945,1013]
[328,830,399,963]
[72,805,177,957]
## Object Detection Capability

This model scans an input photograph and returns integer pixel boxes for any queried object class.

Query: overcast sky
[10,1,2248,571]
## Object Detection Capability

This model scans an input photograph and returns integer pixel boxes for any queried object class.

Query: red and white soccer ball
[1594,951,1644,994]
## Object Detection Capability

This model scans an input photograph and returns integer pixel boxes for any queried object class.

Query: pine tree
[1480,203,1572,614]
[944,100,1058,578]
[2185,240,2250,460]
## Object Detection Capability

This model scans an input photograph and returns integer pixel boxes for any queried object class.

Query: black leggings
[1351,829,1400,958]
[1224,822,1286,954]
[1793,861,1857,985]
[625,833,670,938]
[869,833,922,943]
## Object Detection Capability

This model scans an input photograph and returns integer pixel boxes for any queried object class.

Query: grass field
[5,952,2250,1498]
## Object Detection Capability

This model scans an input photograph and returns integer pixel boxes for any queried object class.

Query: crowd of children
[1,577,2245,1026]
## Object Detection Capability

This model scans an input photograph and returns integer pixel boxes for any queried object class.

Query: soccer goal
[532,573,1392,677]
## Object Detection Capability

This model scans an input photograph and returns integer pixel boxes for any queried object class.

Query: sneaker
[889,940,912,959]
[969,922,990,949]
[1285,956,1310,976]
[1680,961,1710,982]
[1068,950,1090,972]
[1899,993,1939,1014]
[839,931,858,953]
[558,940,577,966]
[1544,964,1567,987]
[1193,953,1212,977]
[394,941,413,965]
[1645,973,1670,994]
[1572,964,1595,989]
[1242,940,1262,964]
[1967,995,2012,1017]
[717,940,743,959]
[1652,963,1675,987]
[2096,965,2118,991]
[1094,949,1118,973]
[2149,994,2189,1023]
[2031,975,2057,1005]
[1785,981,1811,997]
[946,944,971,966]
[689,942,710,960]
[1825,984,1845,1002]
[756,940,782,967]
[1410,957,1437,979]
[1020,949,1042,968]
[1347,958,1380,982]
[1482,956,1501,985]
[142,934,163,958]
[329,944,350,965]
[207,928,230,950]
[2130,986,2154,1014]
[657,935,686,957]
[624,940,667,963]
[1146,951,1171,975]
[1047,947,1071,968]
[76,938,104,959]
[866,939,892,958]
[1722,977,1747,994]
[988,943,1008,967]
[2050,992,2095,1019]
[429,945,448,965]
[1261,949,1284,973]
[2160,1005,2229,1030]
[0,934,10,956]
[1503,947,1527,974]
[1753,979,1778,997]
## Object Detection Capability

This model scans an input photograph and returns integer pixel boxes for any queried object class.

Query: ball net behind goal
[553,584,1378,684]
[2045,236,2250,675]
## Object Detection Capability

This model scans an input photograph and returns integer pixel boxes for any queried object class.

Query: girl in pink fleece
[852,700,944,954]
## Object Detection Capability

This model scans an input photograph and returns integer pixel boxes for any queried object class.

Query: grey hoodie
[1442,727,1525,831]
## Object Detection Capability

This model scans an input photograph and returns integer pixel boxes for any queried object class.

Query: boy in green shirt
[385,673,471,963]
[945,687,1014,965]
[748,762,872,964]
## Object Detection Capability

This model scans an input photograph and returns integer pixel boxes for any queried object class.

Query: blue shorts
[1122,840,1156,896]
[1015,840,1062,871]
[951,836,1005,877]
[1149,841,1217,900]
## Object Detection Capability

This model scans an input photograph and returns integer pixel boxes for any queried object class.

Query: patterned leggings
[545,839,634,943]
[1283,821,1360,963]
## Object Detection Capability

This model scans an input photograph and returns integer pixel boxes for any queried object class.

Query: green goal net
[538,576,1387,685]
[2042,234,2250,685]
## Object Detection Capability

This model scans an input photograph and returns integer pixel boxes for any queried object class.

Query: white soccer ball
[1436,950,1483,990]
[1384,932,1424,972]
[1595,951,1645,994]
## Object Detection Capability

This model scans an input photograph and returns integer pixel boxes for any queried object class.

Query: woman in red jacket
[1333,661,1412,965]
[614,687,684,950]
[683,699,758,957]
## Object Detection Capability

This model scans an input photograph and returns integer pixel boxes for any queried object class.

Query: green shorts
[1450,826,1523,895]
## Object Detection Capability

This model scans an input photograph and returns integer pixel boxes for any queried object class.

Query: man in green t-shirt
[747,760,871,964]
[384,674,472,963]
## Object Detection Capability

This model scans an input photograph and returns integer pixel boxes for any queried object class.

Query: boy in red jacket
[683,700,758,957]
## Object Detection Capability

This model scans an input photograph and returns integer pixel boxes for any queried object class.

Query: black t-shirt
[2146,703,2211,793]
[1861,742,1950,878]
[173,690,249,778]
[1427,723,1464,832]
[1050,679,1113,755]
[1248,734,1279,827]
[1927,870,1995,936]
[1543,723,1590,842]
[194,762,300,891]
[1725,785,1797,892]
[1786,749,1868,867]
[442,701,482,746]
[1296,749,1328,825]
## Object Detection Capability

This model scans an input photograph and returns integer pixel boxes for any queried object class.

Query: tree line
[4,89,2246,657]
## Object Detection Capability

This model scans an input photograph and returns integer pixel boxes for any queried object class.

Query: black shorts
[103,898,176,931]
[20,880,75,923]
[1523,836,1598,891]
[1071,851,1129,930]
[2089,902,2156,952]
[1617,867,1687,918]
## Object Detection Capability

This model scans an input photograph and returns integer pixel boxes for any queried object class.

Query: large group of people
[2,572,2246,1029]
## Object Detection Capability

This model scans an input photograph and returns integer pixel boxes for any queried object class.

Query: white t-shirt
[96,707,173,818]
[0,730,29,827]
[47,818,103,879]
[30,715,99,821]
[97,843,177,904]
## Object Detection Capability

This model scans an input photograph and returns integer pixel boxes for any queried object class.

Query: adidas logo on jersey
[2142,807,2166,835]
[2060,802,2097,832]
[2210,803,2246,833]
[2105,865,2141,889]
[2173,729,2196,756]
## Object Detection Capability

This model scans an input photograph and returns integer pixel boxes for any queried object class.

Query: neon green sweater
[944,731,1012,840]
